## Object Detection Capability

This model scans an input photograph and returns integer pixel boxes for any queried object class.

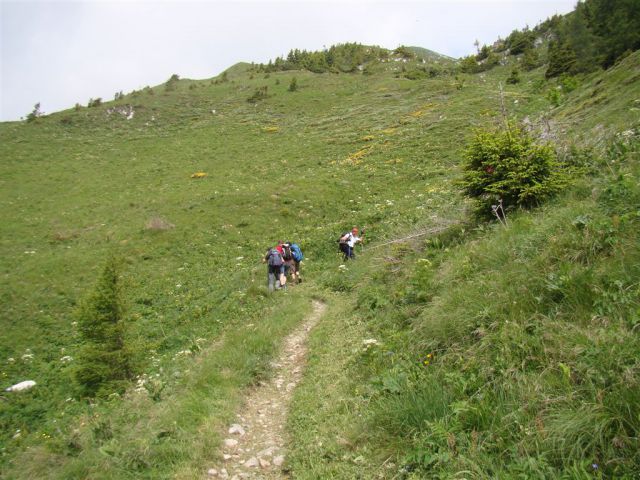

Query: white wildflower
[173,349,192,359]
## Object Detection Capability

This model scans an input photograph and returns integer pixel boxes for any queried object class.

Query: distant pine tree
[87,98,102,108]
[542,0,639,75]
[165,74,180,91]
[521,48,540,71]
[546,40,577,78]
[476,45,491,61]
[588,0,640,67]
[26,102,42,122]
[506,28,536,55]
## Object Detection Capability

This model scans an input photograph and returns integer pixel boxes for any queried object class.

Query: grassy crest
[0,37,639,478]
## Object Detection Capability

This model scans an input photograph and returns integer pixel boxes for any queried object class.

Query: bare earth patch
[206,300,326,479]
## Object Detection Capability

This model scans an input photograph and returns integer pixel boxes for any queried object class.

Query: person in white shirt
[339,227,364,260]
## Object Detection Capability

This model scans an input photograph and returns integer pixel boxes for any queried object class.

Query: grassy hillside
[287,53,640,478]
[1,36,638,479]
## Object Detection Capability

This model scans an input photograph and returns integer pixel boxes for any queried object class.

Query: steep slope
[287,52,640,478]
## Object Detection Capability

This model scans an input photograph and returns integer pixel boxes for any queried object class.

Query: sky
[0,0,577,122]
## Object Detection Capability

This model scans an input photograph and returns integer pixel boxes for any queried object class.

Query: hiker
[281,242,296,283]
[263,245,286,291]
[285,241,304,283]
[339,227,364,260]
[275,240,288,289]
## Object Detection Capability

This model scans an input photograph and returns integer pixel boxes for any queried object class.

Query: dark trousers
[267,265,281,291]
[340,243,355,260]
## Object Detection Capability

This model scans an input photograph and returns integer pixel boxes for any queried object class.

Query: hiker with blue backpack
[283,241,304,284]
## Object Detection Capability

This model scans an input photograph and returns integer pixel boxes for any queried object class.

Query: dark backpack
[337,233,350,252]
[282,244,293,261]
[290,243,303,262]
[267,248,283,266]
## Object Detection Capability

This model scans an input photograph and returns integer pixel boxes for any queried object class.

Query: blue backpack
[290,243,304,262]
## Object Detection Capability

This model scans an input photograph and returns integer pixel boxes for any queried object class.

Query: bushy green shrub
[164,74,180,92]
[459,55,480,74]
[288,77,298,92]
[547,88,562,107]
[560,74,580,93]
[75,256,133,397]
[506,67,521,84]
[247,86,269,103]
[460,123,565,216]
[403,69,428,80]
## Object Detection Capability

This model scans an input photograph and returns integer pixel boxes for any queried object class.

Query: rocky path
[206,300,326,479]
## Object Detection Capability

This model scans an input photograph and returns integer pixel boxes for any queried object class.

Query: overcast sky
[0,0,577,122]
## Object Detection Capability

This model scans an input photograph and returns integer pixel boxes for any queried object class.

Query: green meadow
[1,34,639,479]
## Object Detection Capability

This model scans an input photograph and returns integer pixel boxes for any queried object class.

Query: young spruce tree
[460,122,565,218]
[75,256,133,397]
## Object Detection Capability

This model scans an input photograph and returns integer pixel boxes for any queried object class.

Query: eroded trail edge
[207,300,327,479]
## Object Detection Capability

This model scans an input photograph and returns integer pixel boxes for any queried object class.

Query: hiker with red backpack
[338,227,364,260]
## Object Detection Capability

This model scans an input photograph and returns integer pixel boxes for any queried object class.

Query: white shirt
[346,233,361,247]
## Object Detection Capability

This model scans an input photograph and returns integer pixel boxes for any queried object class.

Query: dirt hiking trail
[206,300,327,479]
